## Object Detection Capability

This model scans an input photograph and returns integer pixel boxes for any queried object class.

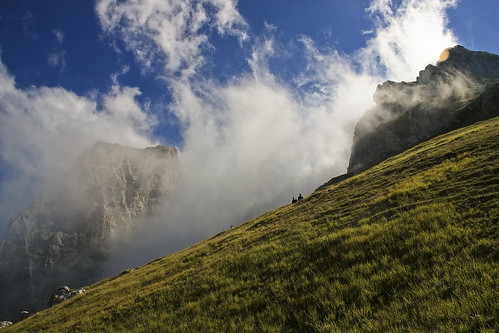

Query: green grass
[6,117,499,333]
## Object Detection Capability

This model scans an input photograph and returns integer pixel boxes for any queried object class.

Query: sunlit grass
[6,117,499,332]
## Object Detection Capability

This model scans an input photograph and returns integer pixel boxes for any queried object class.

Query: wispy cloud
[48,29,67,71]
[22,11,37,39]
[47,51,66,70]
[53,29,65,43]
[96,0,248,77]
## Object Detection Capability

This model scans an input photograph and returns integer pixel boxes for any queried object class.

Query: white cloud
[0,62,155,235]
[96,0,248,77]
[360,0,458,81]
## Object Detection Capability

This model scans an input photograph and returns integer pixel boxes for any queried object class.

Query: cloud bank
[0,0,458,273]
[94,0,458,271]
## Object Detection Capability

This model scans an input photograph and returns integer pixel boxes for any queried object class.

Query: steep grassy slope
[6,117,498,333]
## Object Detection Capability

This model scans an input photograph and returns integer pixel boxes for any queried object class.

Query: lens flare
[439,49,450,62]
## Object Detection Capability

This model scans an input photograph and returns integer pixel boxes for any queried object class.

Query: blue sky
[0,1,496,108]
[0,0,498,258]
[0,1,497,115]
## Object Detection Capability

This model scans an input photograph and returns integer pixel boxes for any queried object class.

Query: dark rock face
[348,45,499,174]
[0,142,179,321]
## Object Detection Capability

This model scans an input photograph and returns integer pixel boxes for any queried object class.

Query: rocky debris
[0,142,179,321]
[18,311,29,321]
[48,286,85,307]
[347,46,499,174]
[0,321,13,329]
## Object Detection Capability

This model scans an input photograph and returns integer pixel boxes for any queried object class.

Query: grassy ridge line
[7,117,499,333]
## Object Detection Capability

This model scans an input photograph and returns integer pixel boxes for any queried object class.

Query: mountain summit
[348,45,499,174]
[0,142,179,321]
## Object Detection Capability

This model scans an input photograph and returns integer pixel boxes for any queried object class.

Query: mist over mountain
[2,45,499,323]
[0,142,179,321]
[4,108,498,333]
[348,45,499,175]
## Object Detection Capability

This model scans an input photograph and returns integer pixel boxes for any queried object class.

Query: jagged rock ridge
[0,142,179,321]
[348,45,499,174]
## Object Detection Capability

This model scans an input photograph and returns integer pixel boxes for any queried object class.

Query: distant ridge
[0,142,179,321]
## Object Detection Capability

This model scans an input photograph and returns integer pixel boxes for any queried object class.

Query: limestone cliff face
[348,46,499,174]
[0,142,179,321]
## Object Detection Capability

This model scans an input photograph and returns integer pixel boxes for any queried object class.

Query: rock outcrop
[0,321,13,329]
[0,142,179,321]
[348,45,499,174]
[47,286,85,307]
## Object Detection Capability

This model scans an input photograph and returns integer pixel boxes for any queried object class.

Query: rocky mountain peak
[347,46,499,175]
[418,45,499,84]
[0,142,179,321]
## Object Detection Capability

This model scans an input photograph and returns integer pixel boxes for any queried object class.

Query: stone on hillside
[48,286,85,307]
[0,321,13,328]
